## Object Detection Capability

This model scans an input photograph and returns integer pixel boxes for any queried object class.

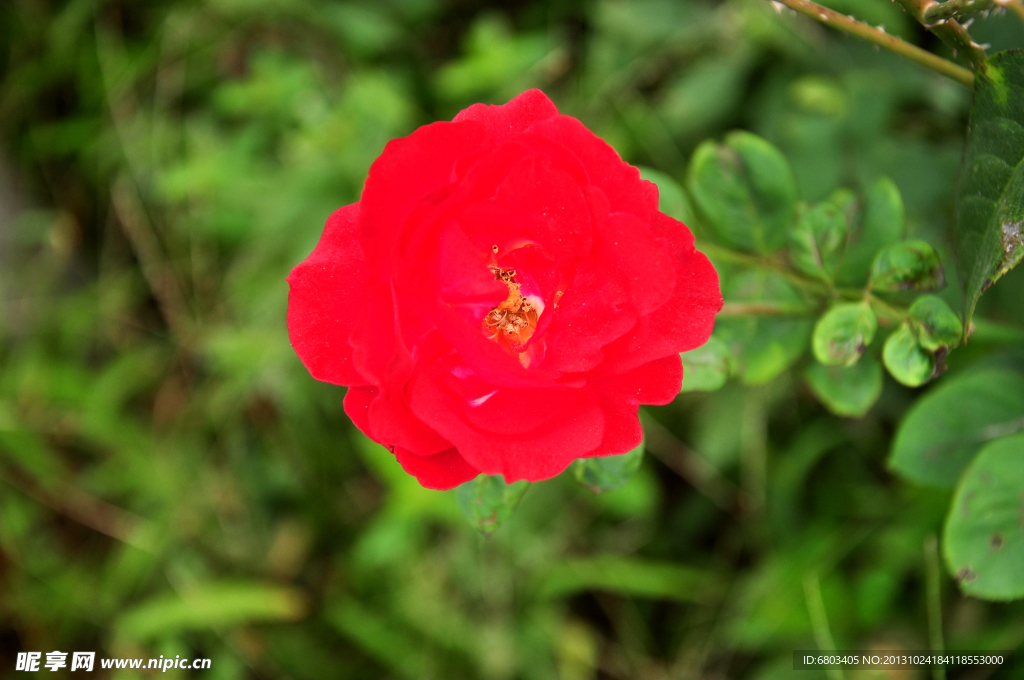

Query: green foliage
[908,295,963,351]
[804,355,883,417]
[882,322,936,387]
[687,132,798,253]
[573,442,644,493]
[944,433,1024,600]
[812,302,877,367]
[836,177,906,285]
[2,0,1024,676]
[680,336,732,392]
[789,199,848,281]
[456,474,530,536]
[869,240,945,292]
[890,367,1024,487]
[956,50,1024,329]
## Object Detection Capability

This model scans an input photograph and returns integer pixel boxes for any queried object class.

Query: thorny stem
[924,0,993,21]
[772,0,975,87]
[998,0,1024,27]
[895,0,989,69]
[697,240,862,300]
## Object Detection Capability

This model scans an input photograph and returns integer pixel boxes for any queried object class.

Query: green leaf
[804,354,883,417]
[537,556,724,603]
[944,433,1024,600]
[812,302,877,367]
[686,131,798,254]
[713,269,813,384]
[114,582,307,642]
[455,474,529,536]
[788,200,848,281]
[869,240,944,292]
[639,167,695,224]
[890,368,1024,487]
[680,336,731,392]
[956,50,1024,330]
[882,323,934,387]
[908,295,963,351]
[837,177,906,285]
[574,441,644,493]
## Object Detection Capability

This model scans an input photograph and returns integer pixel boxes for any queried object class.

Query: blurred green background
[1,0,1023,678]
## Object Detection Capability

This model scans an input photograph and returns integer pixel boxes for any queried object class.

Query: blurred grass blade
[537,556,724,603]
[115,582,307,641]
[326,598,428,679]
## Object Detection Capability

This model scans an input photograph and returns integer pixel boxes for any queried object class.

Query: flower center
[483,265,538,353]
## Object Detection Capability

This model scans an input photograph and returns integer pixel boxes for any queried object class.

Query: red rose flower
[287,90,722,490]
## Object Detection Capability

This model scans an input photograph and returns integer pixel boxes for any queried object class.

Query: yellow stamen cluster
[483,265,538,351]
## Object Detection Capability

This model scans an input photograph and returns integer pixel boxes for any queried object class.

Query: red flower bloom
[287,90,722,490]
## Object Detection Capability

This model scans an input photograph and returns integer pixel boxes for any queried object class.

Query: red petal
[287,203,368,386]
[528,115,659,221]
[409,356,605,482]
[343,385,377,437]
[453,89,560,145]
[583,394,642,459]
[598,213,722,374]
[599,212,675,315]
[360,121,493,279]
[539,259,636,374]
[593,355,683,406]
[394,447,480,490]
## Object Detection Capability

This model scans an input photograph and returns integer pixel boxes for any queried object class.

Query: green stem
[924,535,946,680]
[772,0,975,87]
[923,0,993,22]
[718,302,818,317]
[997,0,1024,28]
[697,241,864,305]
[866,293,908,325]
[895,0,988,69]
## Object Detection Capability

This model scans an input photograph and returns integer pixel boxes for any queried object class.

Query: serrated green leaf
[680,336,731,392]
[804,354,883,417]
[837,177,905,285]
[944,433,1024,600]
[686,131,798,254]
[639,166,695,224]
[956,50,1024,330]
[869,240,944,292]
[455,474,529,536]
[882,323,934,387]
[574,441,644,493]
[908,295,963,351]
[890,368,1024,487]
[812,302,877,367]
[789,200,848,281]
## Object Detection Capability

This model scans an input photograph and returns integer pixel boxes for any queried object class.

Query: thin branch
[1,467,155,552]
[640,412,743,515]
[924,0,993,22]
[996,0,1024,26]
[895,0,988,69]
[111,176,193,341]
[719,302,817,317]
[772,0,975,87]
